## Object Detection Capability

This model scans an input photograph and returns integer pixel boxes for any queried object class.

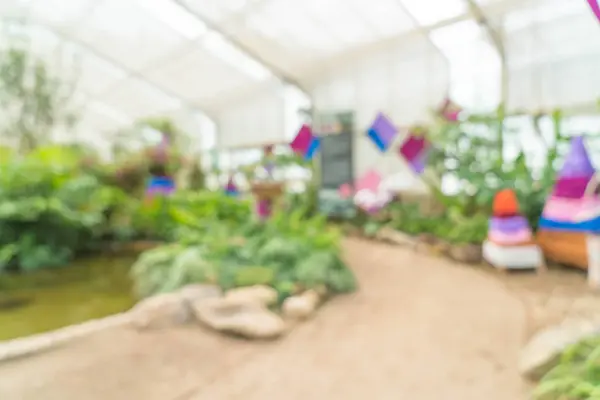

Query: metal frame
[462,0,509,104]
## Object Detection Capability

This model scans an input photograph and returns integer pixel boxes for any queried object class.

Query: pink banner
[588,0,600,22]
[338,183,353,199]
[355,169,382,192]
[399,134,430,174]
[290,124,313,154]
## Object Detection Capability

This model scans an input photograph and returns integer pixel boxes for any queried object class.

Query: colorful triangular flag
[587,0,600,22]
[399,134,430,175]
[291,124,319,160]
[355,169,382,192]
[438,98,462,122]
[367,113,397,152]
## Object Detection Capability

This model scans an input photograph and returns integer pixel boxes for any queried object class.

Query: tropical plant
[533,335,600,400]
[0,43,79,153]
[426,108,566,228]
[0,146,130,271]
[130,202,357,300]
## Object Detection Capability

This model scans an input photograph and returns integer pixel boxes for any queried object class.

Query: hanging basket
[251,181,284,200]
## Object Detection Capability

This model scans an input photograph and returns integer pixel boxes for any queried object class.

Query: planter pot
[449,243,483,264]
[341,224,362,238]
[377,228,418,248]
[250,182,284,201]
[418,233,437,245]
[431,239,452,256]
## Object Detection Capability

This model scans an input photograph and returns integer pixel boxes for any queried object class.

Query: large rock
[282,290,321,320]
[179,284,222,303]
[449,244,482,264]
[376,228,417,248]
[519,318,600,380]
[130,292,191,330]
[191,298,285,340]
[224,285,278,307]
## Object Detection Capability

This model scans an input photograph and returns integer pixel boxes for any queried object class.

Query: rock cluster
[130,284,324,340]
[519,317,600,380]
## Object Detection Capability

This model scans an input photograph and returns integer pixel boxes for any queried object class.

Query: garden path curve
[0,238,531,400]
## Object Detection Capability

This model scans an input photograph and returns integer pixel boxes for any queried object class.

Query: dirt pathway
[0,239,531,400]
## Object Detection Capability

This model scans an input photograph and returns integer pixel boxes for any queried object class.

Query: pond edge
[0,312,132,363]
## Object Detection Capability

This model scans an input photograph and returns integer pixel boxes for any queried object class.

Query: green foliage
[0,146,131,271]
[130,205,356,299]
[426,109,564,225]
[234,266,275,287]
[0,44,78,153]
[534,336,600,400]
[349,110,571,245]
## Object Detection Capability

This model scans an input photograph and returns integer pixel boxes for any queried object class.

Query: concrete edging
[0,313,132,363]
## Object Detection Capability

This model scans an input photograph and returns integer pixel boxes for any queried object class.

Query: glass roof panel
[95,77,183,119]
[301,0,380,46]
[0,0,24,17]
[245,0,342,54]
[503,0,600,68]
[0,21,127,101]
[144,46,255,104]
[25,0,96,31]
[503,0,584,31]
[245,0,418,55]
[203,31,272,80]
[180,0,249,23]
[347,0,418,37]
[133,0,208,40]
[430,20,501,110]
[400,0,467,26]
[72,0,191,71]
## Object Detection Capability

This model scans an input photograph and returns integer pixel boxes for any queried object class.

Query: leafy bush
[534,336,600,400]
[130,244,218,297]
[0,151,131,271]
[130,206,357,300]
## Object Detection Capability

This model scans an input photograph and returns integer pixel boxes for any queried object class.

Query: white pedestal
[587,235,600,288]
[483,240,544,270]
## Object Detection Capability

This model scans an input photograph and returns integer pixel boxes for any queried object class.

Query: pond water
[0,255,137,341]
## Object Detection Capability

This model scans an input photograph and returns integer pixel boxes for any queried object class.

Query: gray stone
[191,298,285,340]
[282,290,321,320]
[130,293,191,331]
[376,228,418,248]
[179,284,222,303]
[519,318,600,380]
[224,285,278,307]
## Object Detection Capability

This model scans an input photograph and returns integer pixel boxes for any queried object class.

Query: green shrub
[129,206,357,299]
[534,336,600,400]
[0,150,131,271]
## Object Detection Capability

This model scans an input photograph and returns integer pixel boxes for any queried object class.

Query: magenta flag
[290,124,313,154]
[588,0,600,22]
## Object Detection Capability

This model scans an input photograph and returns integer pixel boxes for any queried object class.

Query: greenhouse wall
[307,36,447,189]
[503,6,600,112]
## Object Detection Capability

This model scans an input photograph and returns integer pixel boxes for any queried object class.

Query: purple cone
[559,136,595,179]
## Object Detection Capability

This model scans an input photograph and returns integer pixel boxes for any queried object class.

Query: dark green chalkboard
[314,111,356,218]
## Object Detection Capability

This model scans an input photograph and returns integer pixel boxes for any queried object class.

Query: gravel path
[0,239,531,400]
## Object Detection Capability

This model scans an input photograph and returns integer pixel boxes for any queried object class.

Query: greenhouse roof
[0,0,599,149]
